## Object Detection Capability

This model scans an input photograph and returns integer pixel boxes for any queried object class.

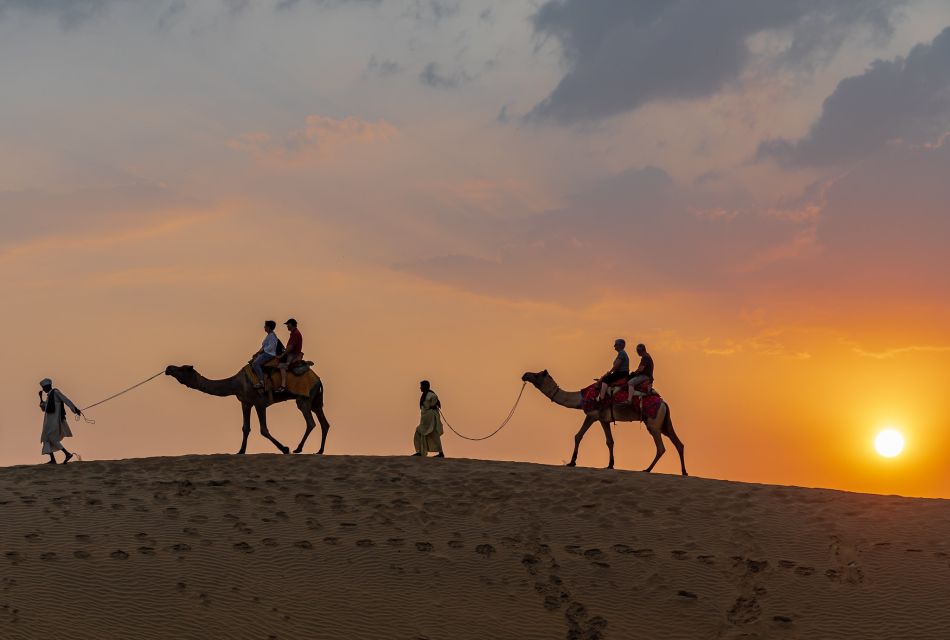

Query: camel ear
[542,369,548,376]
[181,365,195,372]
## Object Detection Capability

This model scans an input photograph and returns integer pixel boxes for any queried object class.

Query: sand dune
[2,455,949,639]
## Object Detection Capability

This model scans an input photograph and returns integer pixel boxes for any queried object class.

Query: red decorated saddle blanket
[581,383,663,419]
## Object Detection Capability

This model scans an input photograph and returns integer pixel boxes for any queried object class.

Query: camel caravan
[39,323,686,475]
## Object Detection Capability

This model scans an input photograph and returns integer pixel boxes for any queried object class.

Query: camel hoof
[565,461,576,467]
[315,450,324,455]
[606,465,614,470]
[293,447,303,454]
[280,447,290,455]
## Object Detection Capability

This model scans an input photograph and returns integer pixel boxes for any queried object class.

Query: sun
[874,429,905,458]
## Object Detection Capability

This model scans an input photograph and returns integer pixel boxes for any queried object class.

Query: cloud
[852,344,950,359]
[396,166,813,304]
[230,115,398,163]
[758,26,950,167]
[527,0,901,124]
[367,54,403,77]
[0,183,201,258]
[419,62,472,89]
[0,0,379,26]
[0,0,114,26]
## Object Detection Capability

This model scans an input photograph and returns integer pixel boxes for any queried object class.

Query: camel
[521,370,686,475]
[165,364,330,455]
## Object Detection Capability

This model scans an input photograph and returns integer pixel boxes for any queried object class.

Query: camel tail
[661,405,688,476]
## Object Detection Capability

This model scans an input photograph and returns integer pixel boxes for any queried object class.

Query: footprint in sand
[386,538,406,547]
[677,590,698,600]
[671,550,689,560]
[779,560,797,569]
[233,542,254,553]
[306,518,322,531]
[415,542,433,552]
[356,539,374,548]
[293,541,313,550]
[323,537,340,545]
[475,544,495,558]
[40,552,57,561]
[448,540,464,549]
[697,555,716,565]
[262,538,278,547]
[137,547,156,556]
[5,552,22,565]
[73,550,90,559]
[794,566,815,577]
[169,543,192,553]
[182,527,200,537]
[110,550,129,560]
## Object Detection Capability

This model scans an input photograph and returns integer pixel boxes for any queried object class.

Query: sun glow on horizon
[875,429,905,458]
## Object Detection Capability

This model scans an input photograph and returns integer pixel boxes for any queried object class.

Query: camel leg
[255,405,290,454]
[311,406,331,455]
[567,414,597,467]
[642,404,668,473]
[293,397,316,454]
[642,427,666,473]
[599,419,615,469]
[238,402,252,455]
[661,406,687,476]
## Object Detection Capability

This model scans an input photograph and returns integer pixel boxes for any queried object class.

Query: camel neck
[191,373,240,397]
[539,378,583,410]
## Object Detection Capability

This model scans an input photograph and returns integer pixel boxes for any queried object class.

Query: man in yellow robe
[413,380,445,457]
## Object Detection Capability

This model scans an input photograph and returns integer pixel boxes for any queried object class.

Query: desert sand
[1,454,948,640]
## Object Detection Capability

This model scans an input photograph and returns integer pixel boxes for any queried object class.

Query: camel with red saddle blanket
[521,370,687,475]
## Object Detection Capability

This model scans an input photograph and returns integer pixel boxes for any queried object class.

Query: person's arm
[39,391,48,412]
[55,390,82,416]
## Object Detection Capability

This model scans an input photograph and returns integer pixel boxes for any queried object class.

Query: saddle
[245,359,318,397]
[582,380,661,418]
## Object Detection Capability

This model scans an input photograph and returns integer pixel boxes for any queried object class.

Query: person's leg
[626,375,649,403]
[47,453,56,464]
[61,446,73,464]
[252,354,268,388]
[278,362,288,391]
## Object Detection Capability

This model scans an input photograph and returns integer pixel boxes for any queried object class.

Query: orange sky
[2,1,950,498]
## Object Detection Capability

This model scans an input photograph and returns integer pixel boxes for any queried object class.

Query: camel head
[521,369,549,387]
[165,364,197,386]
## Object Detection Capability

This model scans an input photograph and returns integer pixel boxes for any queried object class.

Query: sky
[2,0,950,498]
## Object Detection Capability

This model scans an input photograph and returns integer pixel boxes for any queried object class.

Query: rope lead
[73,370,166,423]
[439,381,527,442]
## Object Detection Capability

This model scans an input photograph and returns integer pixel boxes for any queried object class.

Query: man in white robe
[38,378,81,464]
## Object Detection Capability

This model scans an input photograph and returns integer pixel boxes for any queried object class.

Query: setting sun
[875,429,905,458]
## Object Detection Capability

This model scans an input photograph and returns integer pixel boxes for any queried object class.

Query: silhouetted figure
[597,338,630,401]
[38,378,81,464]
[413,380,444,458]
[626,343,655,402]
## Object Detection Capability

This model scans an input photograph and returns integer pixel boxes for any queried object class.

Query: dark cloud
[0,0,113,26]
[419,62,471,89]
[758,27,950,167]
[527,0,902,124]
[367,54,403,77]
[0,0,379,26]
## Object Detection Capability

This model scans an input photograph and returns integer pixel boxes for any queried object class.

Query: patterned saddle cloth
[581,381,663,419]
